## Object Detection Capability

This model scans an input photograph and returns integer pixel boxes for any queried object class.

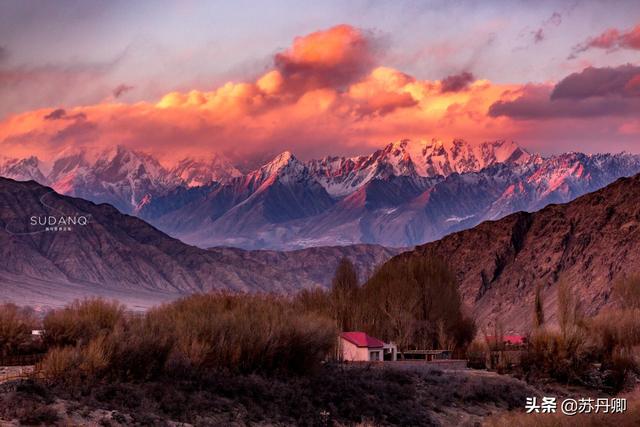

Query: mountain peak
[0,155,47,183]
[171,155,241,187]
[271,150,295,165]
[260,151,301,176]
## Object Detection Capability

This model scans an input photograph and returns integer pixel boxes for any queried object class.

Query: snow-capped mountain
[142,151,336,249]
[46,145,183,214]
[485,152,640,220]
[2,139,640,250]
[136,141,640,249]
[307,139,529,197]
[170,155,241,188]
[0,156,47,183]
[0,146,241,215]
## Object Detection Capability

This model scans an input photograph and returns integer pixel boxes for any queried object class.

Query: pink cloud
[571,23,640,58]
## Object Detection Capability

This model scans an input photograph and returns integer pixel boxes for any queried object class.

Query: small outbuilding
[339,332,397,362]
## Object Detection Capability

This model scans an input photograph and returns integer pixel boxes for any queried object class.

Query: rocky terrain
[397,173,640,332]
[0,178,398,309]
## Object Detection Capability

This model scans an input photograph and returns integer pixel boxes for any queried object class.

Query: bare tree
[533,284,545,329]
[330,258,359,331]
[557,277,582,339]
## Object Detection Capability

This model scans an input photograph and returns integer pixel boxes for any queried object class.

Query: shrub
[520,327,589,384]
[43,298,124,347]
[585,308,640,390]
[152,293,336,374]
[38,346,79,380]
[0,303,38,357]
[38,293,337,382]
[466,339,488,369]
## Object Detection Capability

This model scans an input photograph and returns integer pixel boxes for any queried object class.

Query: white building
[339,331,397,362]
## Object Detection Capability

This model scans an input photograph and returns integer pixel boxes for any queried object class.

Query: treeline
[38,294,336,381]
[297,256,476,354]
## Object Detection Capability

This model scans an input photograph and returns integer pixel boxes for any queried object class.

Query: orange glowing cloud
[1,24,638,165]
[274,24,377,93]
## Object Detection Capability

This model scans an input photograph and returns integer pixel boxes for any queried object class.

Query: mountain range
[2,172,639,331]
[0,177,398,309]
[2,139,640,250]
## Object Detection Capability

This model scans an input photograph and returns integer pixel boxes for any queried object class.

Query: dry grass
[42,298,124,347]
[7,364,540,426]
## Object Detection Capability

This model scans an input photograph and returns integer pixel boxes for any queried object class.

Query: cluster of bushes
[493,276,640,392]
[296,256,476,355]
[38,293,336,383]
[0,303,41,359]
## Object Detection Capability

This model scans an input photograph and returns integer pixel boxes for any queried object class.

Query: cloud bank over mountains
[1,23,640,166]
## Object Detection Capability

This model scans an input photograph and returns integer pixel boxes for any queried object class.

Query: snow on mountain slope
[3,139,640,250]
[0,156,48,183]
[47,145,182,214]
[485,152,640,220]
[307,139,529,197]
[283,152,640,249]
[156,151,336,249]
[0,177,400,308]
[170,155,241,187]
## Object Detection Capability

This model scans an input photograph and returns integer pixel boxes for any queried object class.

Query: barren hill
[0,178,398,309]
[400,173,640,332]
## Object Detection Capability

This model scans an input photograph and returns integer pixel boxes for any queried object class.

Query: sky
[1,0,639,166]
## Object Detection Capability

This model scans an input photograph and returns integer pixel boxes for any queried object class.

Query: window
[370,351,380,361]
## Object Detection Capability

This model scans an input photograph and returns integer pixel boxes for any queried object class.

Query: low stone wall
[340,359,468,372]
[0,365,34,384]
[383,360,468,371]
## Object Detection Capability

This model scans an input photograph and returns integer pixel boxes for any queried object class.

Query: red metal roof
[340,331,385,348]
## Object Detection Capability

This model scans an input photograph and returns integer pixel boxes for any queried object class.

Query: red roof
[487,335,526,345]
[340,332,385,348]
[504,335,525,345]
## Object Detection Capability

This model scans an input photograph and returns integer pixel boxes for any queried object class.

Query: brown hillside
[401,173,640,332]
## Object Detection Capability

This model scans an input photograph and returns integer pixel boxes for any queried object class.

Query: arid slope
[400,174,640,331]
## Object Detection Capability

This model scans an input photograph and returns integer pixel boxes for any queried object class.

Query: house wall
[340,338,371,361]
